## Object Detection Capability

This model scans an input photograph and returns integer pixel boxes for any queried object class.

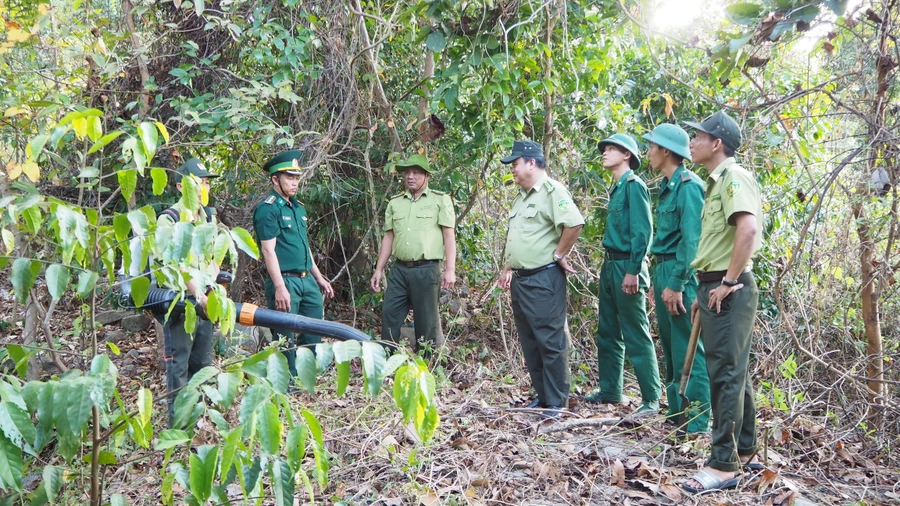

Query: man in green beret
[587,133,661,416]
[253,150,335,379]
[370,154,456,353]
[682,111,763,493]
[499,140,584,418]
[644,124,710,434]
[156,157,219,428]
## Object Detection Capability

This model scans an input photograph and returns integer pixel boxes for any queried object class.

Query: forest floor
[2,281,898,506]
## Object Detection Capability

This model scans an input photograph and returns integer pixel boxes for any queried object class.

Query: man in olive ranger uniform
[644,124,711,434]
[253,150,335,378]
[370,154,457,353]
[682,111,763,493]
[498,140,584,418]
[587,133,662,415]
[157,158,219,428]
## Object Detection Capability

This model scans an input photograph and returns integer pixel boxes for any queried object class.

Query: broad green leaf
[7,346,32,380]
[0,434,22,492]
[127,208,150,237]
[137,387,153,427]
[195,0,205,16]
[42,465,62,503]
[240,348,275,376]
[189,449,214,503]
[238,384,269,425]
[335,360,350,397]
[1,229,13,253]
[75,271,99,298]
[161,472,175,505]
[45,264,69,301]
[257,402,282,455]
[216,372,241,408]
[266,352,290,394]
[191,222,216,258]
[71,117,88,140]
[184,301,197,335]
[154,429,190,450]
[170,222,194,262]
[57,431,79,463]
[77,166,99,178]
[110,493,127,506]
[314,344,333,374]
[118,169,138,202]
[295,348,316,394]
[361,342,387,395]
[155,121,170,144]
[151,168,167,195]
[130,276,150,309]
[205,290,222,322]
[229,227,259,260]
[86,116,102,142]
[725,3,764,26]
[286,424,307,473]
[138,122,159,157]
[82,450,117,464]
[418,404,439,442]
[113,214,131,242]
[180,173,200,212]
[393,365,419,421]
[130,418,148,449]
[27,134,49,160]
[240,457,262,498]
[218,428,241,480]
[106,342,121,355]
[10,258,38,304]
[271,459,294,506]
[66,378,93,436]
[425,30,446,52]
[333,340,361,363]
[0,402,35,452]
[172,388,201,430]
[87,131,124,154]
[184,366,219,392]
[121,137,146,173]
[301,410,328,488]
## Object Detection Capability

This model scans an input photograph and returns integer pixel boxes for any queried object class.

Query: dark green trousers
[652,259,710,433]
[510,265,570,408]
[382,262,442,352]
[265,274,324,377]
[595,259,661,403]
[160,314,213,428]
[697,271,758,472]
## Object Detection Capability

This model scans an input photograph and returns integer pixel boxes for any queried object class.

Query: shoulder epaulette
[264,195,276,204]
[681,171,694,182]
[431,189,446,196]
[626,173,636,182]
[390,193,404,200]
[543,180,555,193]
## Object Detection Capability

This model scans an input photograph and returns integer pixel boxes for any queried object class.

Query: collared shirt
[157,201,215,226]
[692,157,763,273]
[384,184,455,261]
[650,164,704,291]
[253,189,311,272]
[602,169,653,274]
[505,174,585,270]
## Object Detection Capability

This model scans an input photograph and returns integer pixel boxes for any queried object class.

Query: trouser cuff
[705,457,740,473]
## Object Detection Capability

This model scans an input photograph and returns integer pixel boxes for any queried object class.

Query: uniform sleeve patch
[726,181,741,197]
[264,195,276,204]
[557,199,571,211]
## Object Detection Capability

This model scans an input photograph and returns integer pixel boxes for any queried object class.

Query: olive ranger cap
[500,140,544,164]
[394,154,433,174]
[263,149,304,176]
[598,133,641,170]
[642,124,692,161]
[684,110,742,151]
[174,158,218,182]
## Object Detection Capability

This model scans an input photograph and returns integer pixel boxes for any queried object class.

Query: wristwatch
[553,252,565,262]
[721,279,739,287]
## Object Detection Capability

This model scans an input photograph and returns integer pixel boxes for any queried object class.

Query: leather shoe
[525,398,543,409]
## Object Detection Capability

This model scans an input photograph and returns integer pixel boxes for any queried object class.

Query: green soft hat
[174,158,218,182]
[500,140,544,164]
[598,133,641,170]
[684,110,742,151]
[394,154,433,174]
[263,150,304,176]
[642,124,691,161]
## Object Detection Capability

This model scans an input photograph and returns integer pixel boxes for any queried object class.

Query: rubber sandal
[743,461,766,471]
[682,469,741,494]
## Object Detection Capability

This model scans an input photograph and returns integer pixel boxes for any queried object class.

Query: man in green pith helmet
[370,154,457,354]
[587,133,662,416]
[253,150,334,379]
[682,111,763,493]
[157,158,219,428]
[499,140,584,419]
[644,124,711,434]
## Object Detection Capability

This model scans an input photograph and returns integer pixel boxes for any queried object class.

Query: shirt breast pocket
[657,201,678,229]
[521,207,541,233]
[416,209,436,231]
[703,200,725,233]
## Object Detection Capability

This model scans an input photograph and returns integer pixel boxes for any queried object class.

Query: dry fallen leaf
[420,491,440,506]
[774,489,797,505]
[757,468,779,494]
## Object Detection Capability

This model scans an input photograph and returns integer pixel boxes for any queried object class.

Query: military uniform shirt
[253,189,311,272]
[692,158,763,273]
[602,170,653,274]
[385,186,455,261]
[157,201,215,226]
[505,174,585,270]
[650,164,704,291]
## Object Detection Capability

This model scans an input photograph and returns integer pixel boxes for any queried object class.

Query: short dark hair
[671,154,685,165]
[722,145,735,157]
[524,156,546,169]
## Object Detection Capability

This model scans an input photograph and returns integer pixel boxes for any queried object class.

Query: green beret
[263,150,304,176]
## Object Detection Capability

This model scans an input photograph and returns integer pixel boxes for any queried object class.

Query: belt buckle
[405,261,415,268]
[300,271,307,278]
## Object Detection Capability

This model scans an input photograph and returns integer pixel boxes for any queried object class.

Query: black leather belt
[398,259,439,268]
[654,253,676,262]
[282,270,308,278]
[513,263,557,277]
[696,267,751,284]
[604,249,630,260]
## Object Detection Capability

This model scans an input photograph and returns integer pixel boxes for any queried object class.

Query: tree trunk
[541,0,561,169]
[23,295,42,381]
[851,198,883,414]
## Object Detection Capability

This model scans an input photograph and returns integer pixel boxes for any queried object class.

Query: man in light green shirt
[371,154,456,353]
[499,140,584,418]
[683,111,763,494]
